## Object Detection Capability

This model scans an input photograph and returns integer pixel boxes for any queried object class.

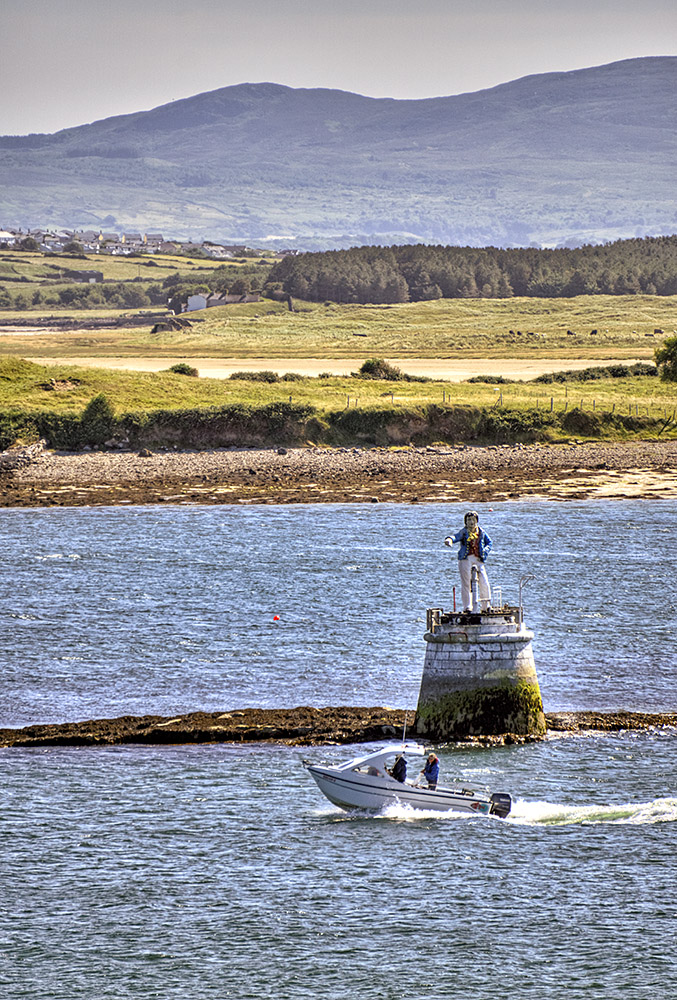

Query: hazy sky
[2,0,675,135]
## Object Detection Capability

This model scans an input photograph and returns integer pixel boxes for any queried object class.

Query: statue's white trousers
[459,556,491,611]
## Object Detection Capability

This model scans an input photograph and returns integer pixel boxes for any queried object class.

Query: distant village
[0,226,303,313]
[0,226,302,260]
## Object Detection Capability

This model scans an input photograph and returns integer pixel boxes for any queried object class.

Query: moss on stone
[417,679,546,739]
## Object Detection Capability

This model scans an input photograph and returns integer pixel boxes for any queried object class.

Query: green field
[0,249,273,316]
[1,250,676,361]
[184,295,676,359]
[0,249,272,283]
[2,252,677,448]
[0,293,675,362]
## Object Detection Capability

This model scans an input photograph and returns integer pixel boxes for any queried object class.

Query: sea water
[1,500,676,725]
[1,500,676,998]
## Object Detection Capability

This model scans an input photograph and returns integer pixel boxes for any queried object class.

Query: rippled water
[1,731,675,999]
[1,500,676,998]
[2,500,676,727]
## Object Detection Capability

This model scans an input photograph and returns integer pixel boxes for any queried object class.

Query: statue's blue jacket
[450,527,492,562]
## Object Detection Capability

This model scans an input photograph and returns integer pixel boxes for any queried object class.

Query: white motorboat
[305,743,512,818]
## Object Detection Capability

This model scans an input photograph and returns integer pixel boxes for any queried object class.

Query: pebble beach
[2,438,677,506]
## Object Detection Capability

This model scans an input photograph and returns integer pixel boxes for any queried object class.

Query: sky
[1,0,676,135]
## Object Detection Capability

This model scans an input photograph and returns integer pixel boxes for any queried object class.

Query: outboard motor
[489,792,512,818]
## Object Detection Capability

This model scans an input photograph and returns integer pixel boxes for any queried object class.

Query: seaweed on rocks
[0,708,675,749]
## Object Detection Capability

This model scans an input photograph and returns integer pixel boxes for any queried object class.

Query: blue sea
[1,500,676,998]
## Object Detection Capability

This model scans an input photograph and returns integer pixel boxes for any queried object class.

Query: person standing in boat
[421,753,439,790]
[445,510,492,612]
[389,753,407,783]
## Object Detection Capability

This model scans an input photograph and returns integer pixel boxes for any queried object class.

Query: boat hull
[307,765,508,817]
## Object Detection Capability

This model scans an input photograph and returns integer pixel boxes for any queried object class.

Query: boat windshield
[348,745,425,777]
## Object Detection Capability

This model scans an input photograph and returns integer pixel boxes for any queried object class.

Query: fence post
[550,397,554,412]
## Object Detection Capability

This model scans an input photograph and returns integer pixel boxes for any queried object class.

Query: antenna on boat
[401,710,408,746]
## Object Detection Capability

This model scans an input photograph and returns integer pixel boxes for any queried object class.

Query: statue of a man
[445,510,492,612]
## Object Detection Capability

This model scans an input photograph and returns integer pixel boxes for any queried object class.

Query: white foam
[311,802,472,822]
[312,797,677,826]
[508,796,677,826]
[379,801,473,822]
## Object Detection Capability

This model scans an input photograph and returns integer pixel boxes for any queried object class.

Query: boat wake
[508,796,677,826]
[315,802,502,823]
[313,797,677,826]
[380,802,479,822]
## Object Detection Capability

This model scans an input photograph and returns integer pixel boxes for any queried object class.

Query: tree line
[266,236,677,303]
[0,262,269,311]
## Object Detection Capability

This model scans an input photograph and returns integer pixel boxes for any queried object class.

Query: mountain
[1,57,676,249]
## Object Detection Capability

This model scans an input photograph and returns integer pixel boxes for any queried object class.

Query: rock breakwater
[1,708,675,748]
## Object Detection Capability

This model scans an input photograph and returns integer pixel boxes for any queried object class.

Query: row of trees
[0,282,169,311]
[266,237,677,303]
[0,262,268,311]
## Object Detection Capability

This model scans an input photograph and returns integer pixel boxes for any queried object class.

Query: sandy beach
[28,354,648,382]
[2,438,677,507]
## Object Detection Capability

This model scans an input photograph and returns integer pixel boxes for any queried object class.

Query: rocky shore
[2,439,677,506]
[1,707,675,749]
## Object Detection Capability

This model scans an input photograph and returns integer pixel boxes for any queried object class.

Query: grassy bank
[1,357,675,451]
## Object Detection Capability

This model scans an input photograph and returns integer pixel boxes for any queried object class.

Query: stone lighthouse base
[416,607,546,740]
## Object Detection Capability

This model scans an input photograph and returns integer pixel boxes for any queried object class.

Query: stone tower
[416,603,546,740]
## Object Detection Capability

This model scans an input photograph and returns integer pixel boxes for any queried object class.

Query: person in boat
[421,753,439,789]
[445,510,492,612]
[388,753,407,783]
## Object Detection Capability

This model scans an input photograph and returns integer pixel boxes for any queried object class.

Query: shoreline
[2,439,677,507]
[1,708,675,748]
